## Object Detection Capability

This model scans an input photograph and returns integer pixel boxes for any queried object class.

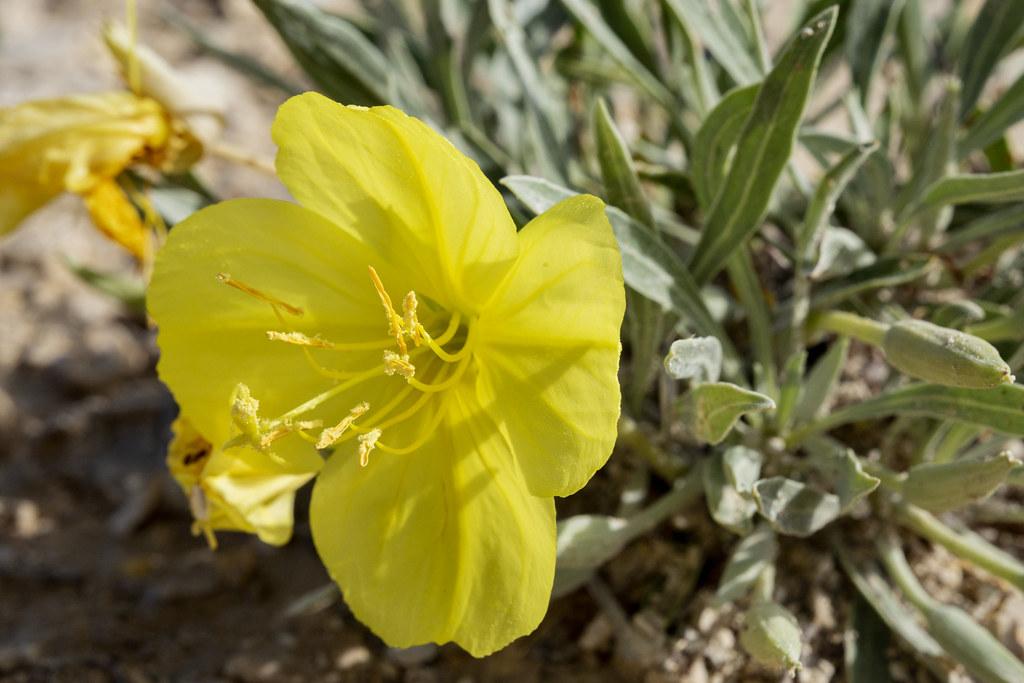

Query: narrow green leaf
[794,383,1024,442]
[921,170,1024,209]
[253,0,390,106]
[832,538,947,674]
[65,260,146,314]
[754,477,840,537]
[897,0,927,101]
[940,204,1024,252]
[794,337,850,423]
[808,255,935,311]
[691,84,759,210]
[715,524,778,604]
[957,0,1024,119]
[796,141,879,262]
[688,8,838,284]
[727,246,776,393]
[845,595,893,683]
[775,351,807,432]
[845,0,905,102]
[924,603,1024,683]
[501,175,731,348]
[593,99,655,228]
[810,226,876,279]
[960,72,1024,157]
[663,0,763,86]
[966,308,1024,343]
[680,382,776,445]
[560,0,675,107]
[704,450,757,534]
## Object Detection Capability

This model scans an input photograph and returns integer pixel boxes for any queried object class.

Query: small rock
[386,643,438,667]
[335,645,372,670]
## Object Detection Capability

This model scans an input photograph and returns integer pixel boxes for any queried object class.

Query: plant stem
[896,503,1024,591]
[621,463,704,539]
[812,310,889,347]
[876,532,935,611]
[206,141,277,176]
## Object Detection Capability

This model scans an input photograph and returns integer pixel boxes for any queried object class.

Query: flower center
[216,268,475,466]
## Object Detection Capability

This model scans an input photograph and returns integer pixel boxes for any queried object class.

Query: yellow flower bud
[740,602,802,671]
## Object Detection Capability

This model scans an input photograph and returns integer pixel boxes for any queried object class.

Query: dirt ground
[2,2,1023,682]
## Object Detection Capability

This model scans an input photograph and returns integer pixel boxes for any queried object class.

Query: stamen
[266,330,393,351]
[188,485,218,550]
[218,272,304,316]
[260,419,323,450]
[403,291,423,345]
[357,428,382,467]
[383,350,416,379]
[367,266,407,355]
[317,402,370,449]
[406,351,473,393]
[270,365,384,428]
[375,406,447,455]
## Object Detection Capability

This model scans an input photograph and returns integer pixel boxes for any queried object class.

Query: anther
[403,291,423,345]
[357,428,382,467]
[383,350,416,379]
[218,272,304,316]
[188,485,218,549]
[317,402,370,449]
[230,383,261,444]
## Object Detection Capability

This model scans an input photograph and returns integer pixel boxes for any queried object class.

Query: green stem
[621,463,704,539]
[876,532,936,611]
[812,310,889,347]
[896,503,1024,591]
[861,460,906,491]
[752,563,776,603]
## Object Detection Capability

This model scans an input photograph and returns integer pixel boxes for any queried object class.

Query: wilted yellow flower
[149,93,625,656]
[166,408,322,549]
[0,20,221,262]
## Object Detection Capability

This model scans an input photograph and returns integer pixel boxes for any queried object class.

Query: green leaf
[553,514,629,597]
[966,308,1024,343]
[688,8,838,284]
[663,0,763,86]
[753,477,841,537]
[714,524,778,604]
[940,204,1024,252]
[796,141,878,263]
[960,72,1024,157]
[808,255,935,311]
[957,0,1024,119]
[794,337,850,423]
[593,98,655,228]
[845,0,905,102]
[723,445,763,494]
[253,0,390,106]
[727,246,776,394]
[501,175,731,348]
[560,0,675,108]
[810,226,876,279]
[65,260,146,314]
[704,450,758,534]
[832,539,947,674]
[903,452,1019,513]
[924,603,1024,683]
[921,170,1024,209]
[827,449,880,512]
[162,5,302,95]
[775,351,807,433]
[794,383,1024,441]
[680,382,775,445]
[691,84,759,210]
[845,595,893,683]
[664,336,723,383]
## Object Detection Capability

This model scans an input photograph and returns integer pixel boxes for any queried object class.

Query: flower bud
[740,602,802,671]
[903,452,1019,513]
[882,319,1013,388]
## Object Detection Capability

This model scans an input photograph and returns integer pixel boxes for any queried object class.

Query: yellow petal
[310,377,555,656]
[272,93,519,312]
[149,198,407,446]
[0,93,168,205]
[82,178,150,261]
[476,195,625,497]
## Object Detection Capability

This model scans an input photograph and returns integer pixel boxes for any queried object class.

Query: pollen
[230,383,261,443]
[383,350,416,379]
[267,330,335,348]
[357,428,382,467]
[318,402,370,449]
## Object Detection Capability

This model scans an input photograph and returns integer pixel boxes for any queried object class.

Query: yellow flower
[148,93,625,656]
[0,21,219,262]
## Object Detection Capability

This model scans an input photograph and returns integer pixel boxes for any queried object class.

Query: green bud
[903,452,1019,513]
[740,602,802,671]
[882,319,1013,388]
[923,603,1024,683]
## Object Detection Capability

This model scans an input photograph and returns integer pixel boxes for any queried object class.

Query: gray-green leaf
[680,382,775,445]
